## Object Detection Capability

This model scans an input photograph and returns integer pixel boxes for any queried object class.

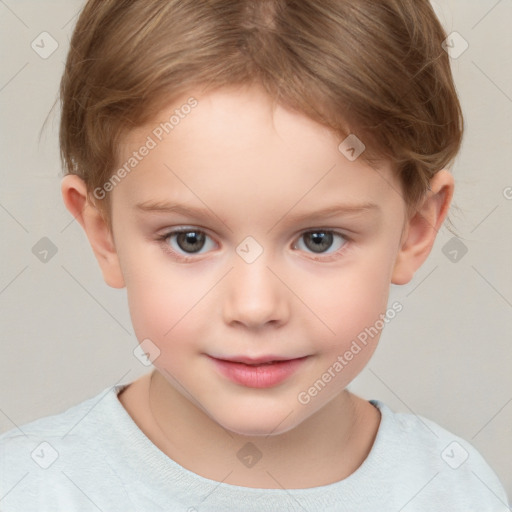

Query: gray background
[1,0,511,502]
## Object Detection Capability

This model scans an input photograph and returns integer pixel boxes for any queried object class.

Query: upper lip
[209,355,308,365]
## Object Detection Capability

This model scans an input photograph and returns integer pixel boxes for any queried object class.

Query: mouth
[214,355,307,366]
[207,355,310,388]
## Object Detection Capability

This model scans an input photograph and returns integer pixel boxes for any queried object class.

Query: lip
[216,354,302,365]
[208,355,309,388]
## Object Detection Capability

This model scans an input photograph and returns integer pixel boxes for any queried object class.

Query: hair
[59,0,463,232]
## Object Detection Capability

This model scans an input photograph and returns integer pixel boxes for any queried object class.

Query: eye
[158,228,216,259]
[157,227,349,262]
[293,230,348,258]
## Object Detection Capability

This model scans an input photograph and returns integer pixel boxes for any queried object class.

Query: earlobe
[61,174,126,289]
[391,170,454,285]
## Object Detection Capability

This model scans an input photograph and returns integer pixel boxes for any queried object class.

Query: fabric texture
[0,382,509,511]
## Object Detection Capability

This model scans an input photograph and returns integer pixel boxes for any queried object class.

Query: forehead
[114,86,401,215]
[121,85,341,160]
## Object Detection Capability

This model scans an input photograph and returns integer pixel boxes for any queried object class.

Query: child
[1,0,509,510]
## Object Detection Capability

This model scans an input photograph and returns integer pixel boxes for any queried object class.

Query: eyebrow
[135,200,380,223]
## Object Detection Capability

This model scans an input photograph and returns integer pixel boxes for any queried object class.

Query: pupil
[178,231,205,252]
[306,231,332,253]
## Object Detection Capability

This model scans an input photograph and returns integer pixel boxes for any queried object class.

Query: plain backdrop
[1,0,511,501]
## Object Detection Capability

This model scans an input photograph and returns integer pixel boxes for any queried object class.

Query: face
[109,85,407,436]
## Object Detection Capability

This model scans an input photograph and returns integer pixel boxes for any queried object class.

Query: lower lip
[209,356,308,388]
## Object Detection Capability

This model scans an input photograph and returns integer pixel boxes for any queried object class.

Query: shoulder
[0,384,134,511]
[369,400,510,511]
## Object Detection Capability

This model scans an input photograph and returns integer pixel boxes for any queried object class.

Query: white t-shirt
[0,382,509,511]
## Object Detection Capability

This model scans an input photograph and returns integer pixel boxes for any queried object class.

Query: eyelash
[156,227,351,262]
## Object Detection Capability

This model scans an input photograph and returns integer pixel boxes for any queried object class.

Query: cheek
[297,256,393,343]
[116,235,190,337]
[126,275,193,340]
[123,259,216,366]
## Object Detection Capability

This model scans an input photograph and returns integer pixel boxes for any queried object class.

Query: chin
[210,408,302,437]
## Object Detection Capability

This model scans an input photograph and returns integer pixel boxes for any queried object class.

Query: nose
[222,252,290,330]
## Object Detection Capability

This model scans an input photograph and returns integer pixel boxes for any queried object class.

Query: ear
[61,174,125,289]
[392,169,454,285]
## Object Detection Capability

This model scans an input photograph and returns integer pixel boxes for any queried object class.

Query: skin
[61,84,454,489]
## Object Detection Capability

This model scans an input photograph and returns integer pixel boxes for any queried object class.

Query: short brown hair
[59,0,463,229]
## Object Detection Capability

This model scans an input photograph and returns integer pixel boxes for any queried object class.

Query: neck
[144,370,380,489]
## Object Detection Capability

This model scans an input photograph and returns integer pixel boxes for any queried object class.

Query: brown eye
[174,231,206,253]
